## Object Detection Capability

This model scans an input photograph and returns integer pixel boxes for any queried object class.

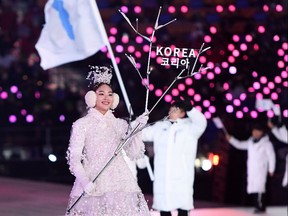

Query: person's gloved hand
[136,112,149,125]
[84,181,95,194]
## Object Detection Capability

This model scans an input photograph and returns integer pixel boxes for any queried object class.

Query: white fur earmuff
[111,93,119,110]
[85,90,97,108]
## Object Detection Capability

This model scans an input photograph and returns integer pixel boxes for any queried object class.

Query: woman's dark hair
[93,82,112,91]
[171,100,193,112]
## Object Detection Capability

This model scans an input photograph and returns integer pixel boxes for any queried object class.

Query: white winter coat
[271,126,288,144]
[142,108,207,211]
[229,135,276,193]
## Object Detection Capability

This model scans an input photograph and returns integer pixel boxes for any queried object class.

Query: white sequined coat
[65,108,150,216]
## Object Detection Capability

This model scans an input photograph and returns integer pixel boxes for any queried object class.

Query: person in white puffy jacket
[141,100,207,216]
[226,124,276,214]
[65,79,150,216]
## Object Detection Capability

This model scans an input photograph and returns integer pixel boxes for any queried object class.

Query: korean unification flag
[35,0,109,70]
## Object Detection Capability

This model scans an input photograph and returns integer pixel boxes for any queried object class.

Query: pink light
[232,35,240,42]
[240,93,247,101]
[168,6,176,13]
[274,76,282,83]
[225,93,233,101]
[187,88,195,96]
[228,4,236,12]
[9,115,17,123]
[267,110,274,118]
[135,51,141,58]
[256,93,263,99]
[128,45,135,53]
[120,6,128,13]
[164,94,172,102]
[250,111,258,118]
[207,61,214,69]
[216,5,224,13]
[263,4,269,12]
[110,27,117,35]
[276,4,283,12]
[233,99,241,106]
[271,92,278,100]
[21,109,27,116]
[236,111,243,119]
[223,82,230,91]
[242,55,248,60]
[178,83,185,91]
[172,88,179,96]
[232,50,240,57]
[260,76,267,84]
[228,56,235,63]
[203,100,210,107]
[194,94,201,102]
[221,62,229,68]
[146,27,153,35]
[150,51,156,58]
[135,36,143,44]
[204,111,211,119]
[195,106,202,112]
[16,92,22,99]
[283,81,288,87]
[142,78,148,86]
[258,26,265,33]
[229,66,237,74]
[214,66,221,74]
[277,60,285,68]
[240,43,247,51]
[1,91,8,99]
[209,83,214,88]
[273,35,280,42]
[208,106,216,113]
[227,44,235,51]
[155,89,162,97]
[156,56,162,64]
[149,84,154,91]
[116,57,121,64]
[252,71,258,78]
[108,36,116,43]
[277,49,284,56]
[180,5,188,13]
[142,45,149,52]
[268,82,275,89]
[199,56,206,64]
[282,42,288,50]
[210,26,217,34]
[253,82,261,90]
[207,72,214,80]
[101,46,107,52]
[245,34,253,42]
[59,115,65,122]
[134,6,142,13]
[121,34,129,43]
[204,35,211,43]
[226,105,234,113]
[10,86,18,93]
[284,55,288,62]
[185,78,193,85]
[243,107,249,112]
[34,91,40,99]
[115,45,124,53]
[194,73,202,80]
[282,71,288,78]
[283,110,288,118]
[26,114,34,123]
[253,44,259,51]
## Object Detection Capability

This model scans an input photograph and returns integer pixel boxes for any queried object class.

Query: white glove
[84,181,95,194]
[136,112,149,125]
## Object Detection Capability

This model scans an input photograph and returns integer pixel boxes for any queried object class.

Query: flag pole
[90,0,133,115]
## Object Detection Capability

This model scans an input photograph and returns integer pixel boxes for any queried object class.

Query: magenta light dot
[10,86,18,93]
[284,55,288,62]
[260,76,267,84]
[110,27,117,35]
[187,88,195,96]
[168,6,176,13]
[226,105,234,113]
[127,45,135,53]
[227,44,235,51]
[233,99,241,106]
[268,82,275,89]
[100,46,107,52]
[207,72,214,80]
[108,36,116,43]
[245,34,253,42]
[254,44,259,51]
[236,111,243,119]
[155,89,163,97]
[210,96,215,101]
[21,109,27,116]
[142,78,148,86]
[115,45,124,53]
[273,35,280,42]
[258,26,265,33]
[274,76,282,83]
[146,26,153,35]
[221,62,229,68]
[250,111,258,118]
[240,93,247,101]
[199,56,206,64]
[151,35,157,43]
[194,94,201,102]
[204,111,211,119]
[194,73,202,80]
[253,82,261,90]
[232,49,240,57]
[271,92,278,100]
[240,43,248,51]
[209,83,215,88]
[276,4,283,12]
[116,57,121,64]
[232,35,240,42]
[59,115,65,122]
[282,42,288,50]
[220,50,225,55]
[252,71,258,78]
[134,5,142,13]
[267,110,274,118]
[203,100,210,107]
[283,110,288,118]
[121,34,129,43]
[243,55,248,60]
[34,91,41,99]
[143,45,150,52]
[9,115,17,123]
[178,83,186,91]
[16,92,22,99]
[135,51,142,58]
[164,94,172,102]
[149,84,154,91]
[277,60,285,68]
[263,4,269,12]
[26,114,34,123]
[210,26,217,34]
[120,6,128,13]
[207,61,214,69]
[1,91,8,99]
[228,4,236,12]
[229,66,237,74]
[281,71,288,78]
[228,56,235,63]
[225,93,233,101]
[180,5,188,13]
[243,107,249,112]
[150,51,156,58]
[223,82,230,90]
[172,88,179,96]
[214,66,221,74]
[256,92,263,99]
[156,56,163,64]
[283,81,288,87]
[204,35,211,43]
[277,49,284,56]
[135,36,143,44]
[216,5,224,13]
[208,106,216,113]
[185,78,193,85]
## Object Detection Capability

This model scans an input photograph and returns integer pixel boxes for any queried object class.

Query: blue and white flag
[35,0,109,70]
